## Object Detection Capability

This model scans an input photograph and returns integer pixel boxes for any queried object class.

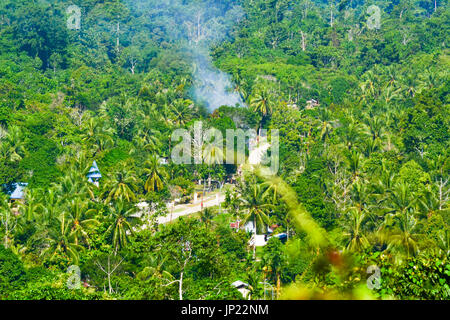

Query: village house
[87,160,102,187]
[305,99,320,109]
[9,182,27,203]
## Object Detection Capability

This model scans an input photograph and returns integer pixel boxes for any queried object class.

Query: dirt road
[157,192,227,224]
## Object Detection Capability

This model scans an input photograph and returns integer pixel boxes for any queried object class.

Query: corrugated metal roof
[87,160,102,179]
[231,280,249,288]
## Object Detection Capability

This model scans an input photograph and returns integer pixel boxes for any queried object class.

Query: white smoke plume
[193,54,244,111]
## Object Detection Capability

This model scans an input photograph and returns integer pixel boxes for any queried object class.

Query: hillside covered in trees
[0,0,449,300]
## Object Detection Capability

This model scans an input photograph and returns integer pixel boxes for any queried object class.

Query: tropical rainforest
[0,0,449,300]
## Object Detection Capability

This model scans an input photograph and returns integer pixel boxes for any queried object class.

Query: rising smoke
[125,0,246,112]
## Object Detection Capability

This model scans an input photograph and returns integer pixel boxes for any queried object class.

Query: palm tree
[43,212,84,264]
[200,207,215,229]
[384,210,420,258]
[143,155,165,193]
[203,139,224,167]
[131,129,161,155]
[232,75,248,101]
[343,208,370,251]
[420,68,439,90]
[346,150,363,181]
[53,170,88,200]
[380,183,421,257]
[342,116,362,150]
[435,230,450,256]
[18,188,43,222]
[402,74,421,98]
[224,189,241,216]
[65,197,99,248]
[250,88,275,135]
[2,126,26,162]
[362,115,385,142]
[239,184,273,258]
[343,181,374,251]
[359,70,380,103]
[373,160,396,201]
[350,181,373,215]
[316,108,338,148]
[416,188,441,219]
[384,183,416,217]
[81,118,114,155]
[106,198,140,253]
[262,177,281,204]
[41,188,61,223]
[137,253,174,283]
[362,137,380,157]
[381,84,401,106]
[170,99,194,127]
[0,194,16,248]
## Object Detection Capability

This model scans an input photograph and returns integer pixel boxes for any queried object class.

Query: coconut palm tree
[130,124,162,156]
[384,210,420,258]
[143,155,166,193]
[239,183,273,257]
[416,187,441,219]
[106,197,140,253]
[343,207,370,251]
[362,115,385,142]
[316,108,338,148]
[346,150,363,181]
[384,182,416,217]
[81,118,114,156]
[0,194,16,248]
[18,188,43,222]
[41,188,61,222]
[402,73,421,98]
[53,170,88,200]
[344,180,376,251]
[362,137,380,157]
[342,116,362,150]
[224,189,241,216]
[200,207,215,229]
[65,197,99,248]
[137,253,174,283]
[232,74,248,101]
[203,139,224,167]
[1,126,26,162]
[170,99,194,127]
[250,87,275,135]
[43,212,84,264]
[359,70,380,102]
[380,183,421,257]
[103,164,139,203]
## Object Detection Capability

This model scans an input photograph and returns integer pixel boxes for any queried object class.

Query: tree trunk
[116,22,120,54]
[276,273,281,299]
[107,256,112,295]
[300,31,307,51]
[253,217,257,260]
[330,8,334,27]
[179,272,183,300]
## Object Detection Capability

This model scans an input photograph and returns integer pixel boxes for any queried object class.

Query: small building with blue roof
[10,182,28,202]
[87,160,102,187]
